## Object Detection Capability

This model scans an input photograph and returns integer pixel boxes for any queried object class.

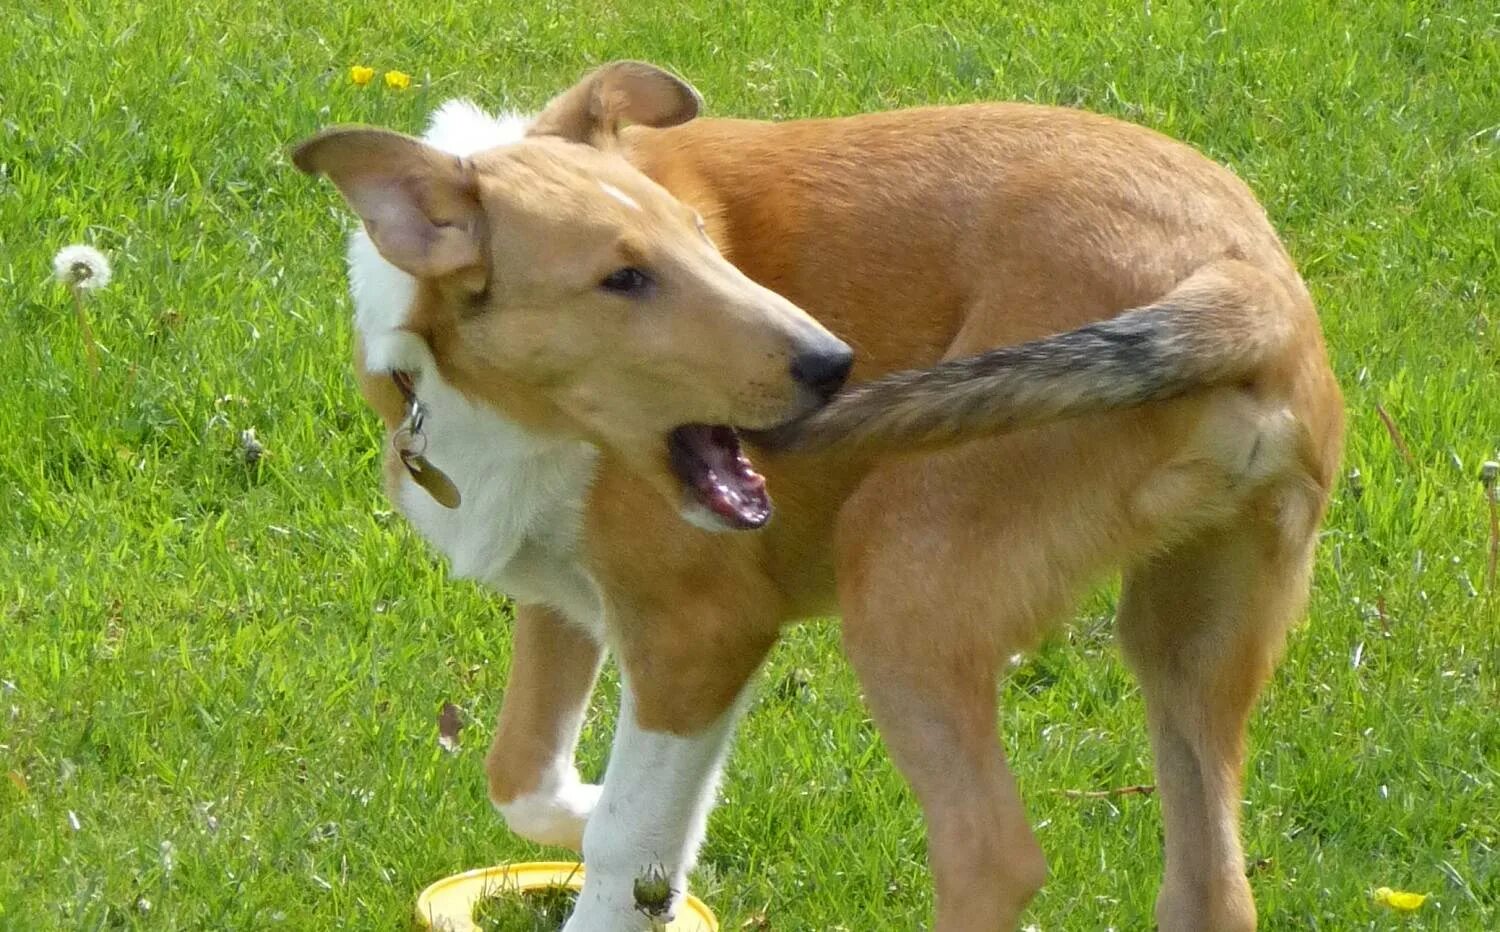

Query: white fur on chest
[393,372,602,623]
[347,101,603,629]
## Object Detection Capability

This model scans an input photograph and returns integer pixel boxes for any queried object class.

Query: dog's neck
[344,102,606,630]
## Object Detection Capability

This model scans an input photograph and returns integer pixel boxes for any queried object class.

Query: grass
[1,0,1497,928]
[472,885,580,931]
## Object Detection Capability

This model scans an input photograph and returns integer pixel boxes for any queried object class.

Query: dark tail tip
[742,420,805,454]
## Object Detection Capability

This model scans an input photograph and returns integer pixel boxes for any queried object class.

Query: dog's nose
[790,344,854,402]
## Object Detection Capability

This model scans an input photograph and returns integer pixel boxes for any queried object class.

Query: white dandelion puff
[52,244,113,291]
[52,243,110,375]
[239,428,265,465]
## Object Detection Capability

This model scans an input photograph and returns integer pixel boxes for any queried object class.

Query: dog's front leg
[486,603,605,851]
[563,624,776,932]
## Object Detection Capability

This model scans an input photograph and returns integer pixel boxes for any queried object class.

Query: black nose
[790,344,854,402]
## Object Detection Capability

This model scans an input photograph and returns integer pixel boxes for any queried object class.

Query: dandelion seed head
[53,244,112,291]
[240,428,265,465]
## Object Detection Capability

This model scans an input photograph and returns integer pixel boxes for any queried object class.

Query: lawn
[2,0,1497,928]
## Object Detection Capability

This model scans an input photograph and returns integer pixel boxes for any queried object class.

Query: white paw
[560,903,652,932]
[496,779,600,851]
[561,872,669,932]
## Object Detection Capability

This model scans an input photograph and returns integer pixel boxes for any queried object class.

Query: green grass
[473,885,580,931]
[2,0,1497,928]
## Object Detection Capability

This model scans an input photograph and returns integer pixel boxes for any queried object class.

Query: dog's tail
[751,260,1306,455]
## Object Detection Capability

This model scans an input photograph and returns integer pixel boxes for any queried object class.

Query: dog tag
[389,371,461,509]
[400,451,462,509]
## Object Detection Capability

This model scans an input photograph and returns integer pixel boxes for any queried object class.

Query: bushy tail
[751,260,1301,454]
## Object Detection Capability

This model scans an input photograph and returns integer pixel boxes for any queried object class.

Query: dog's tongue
[670,425,771,529]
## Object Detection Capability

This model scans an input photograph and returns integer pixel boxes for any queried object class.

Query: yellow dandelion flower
[384,70,411,91]
[1373,887,1428,911]
[350,65,375,86]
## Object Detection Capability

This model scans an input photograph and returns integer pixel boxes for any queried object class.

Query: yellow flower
[350,65,374,86]
[384,70,411,91]
[1373,887,1428,911]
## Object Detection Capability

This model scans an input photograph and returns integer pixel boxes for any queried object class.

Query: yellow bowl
[415,861,719,932]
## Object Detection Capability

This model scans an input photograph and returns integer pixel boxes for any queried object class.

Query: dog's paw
[560,871,668,932]
[496,779,601,851]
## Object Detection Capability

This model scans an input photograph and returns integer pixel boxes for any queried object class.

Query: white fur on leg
[497,774,602,851]
[562,683,746,932]
[492,695,600,852]
[491,628,602,852]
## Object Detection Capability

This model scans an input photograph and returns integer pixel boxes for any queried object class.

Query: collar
[390,371,462,509]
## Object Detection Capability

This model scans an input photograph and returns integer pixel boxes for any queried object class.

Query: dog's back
[624,100,1343,932]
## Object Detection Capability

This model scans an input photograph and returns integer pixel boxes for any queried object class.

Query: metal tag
[393,393,461,509]
[399,450,462,509]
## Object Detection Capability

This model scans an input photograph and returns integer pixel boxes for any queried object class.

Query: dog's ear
[292,127,485,283]
[529,61,701,146]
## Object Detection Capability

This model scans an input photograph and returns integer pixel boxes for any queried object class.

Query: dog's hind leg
[486,603,605,851]
[1116,514,1320,932]
[833,437,1123,931]
[831,392,1317,930]
[837,596,1047,932]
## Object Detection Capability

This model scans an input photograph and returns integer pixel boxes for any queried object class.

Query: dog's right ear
[292,127,486,284]
[529,60,702,147]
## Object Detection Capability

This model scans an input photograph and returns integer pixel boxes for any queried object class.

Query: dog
[293,61,1343,931]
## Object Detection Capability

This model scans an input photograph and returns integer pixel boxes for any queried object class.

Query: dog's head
[293,62,850,531]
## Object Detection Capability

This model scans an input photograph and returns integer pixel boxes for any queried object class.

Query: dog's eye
[599,267,651,295]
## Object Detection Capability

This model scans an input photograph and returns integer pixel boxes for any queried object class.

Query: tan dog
[293,61,1343,931]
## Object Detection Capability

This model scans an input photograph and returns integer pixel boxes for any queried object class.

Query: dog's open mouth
[667,424,770,530]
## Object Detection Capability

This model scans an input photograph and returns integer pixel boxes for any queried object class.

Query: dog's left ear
[530,60,702,147]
